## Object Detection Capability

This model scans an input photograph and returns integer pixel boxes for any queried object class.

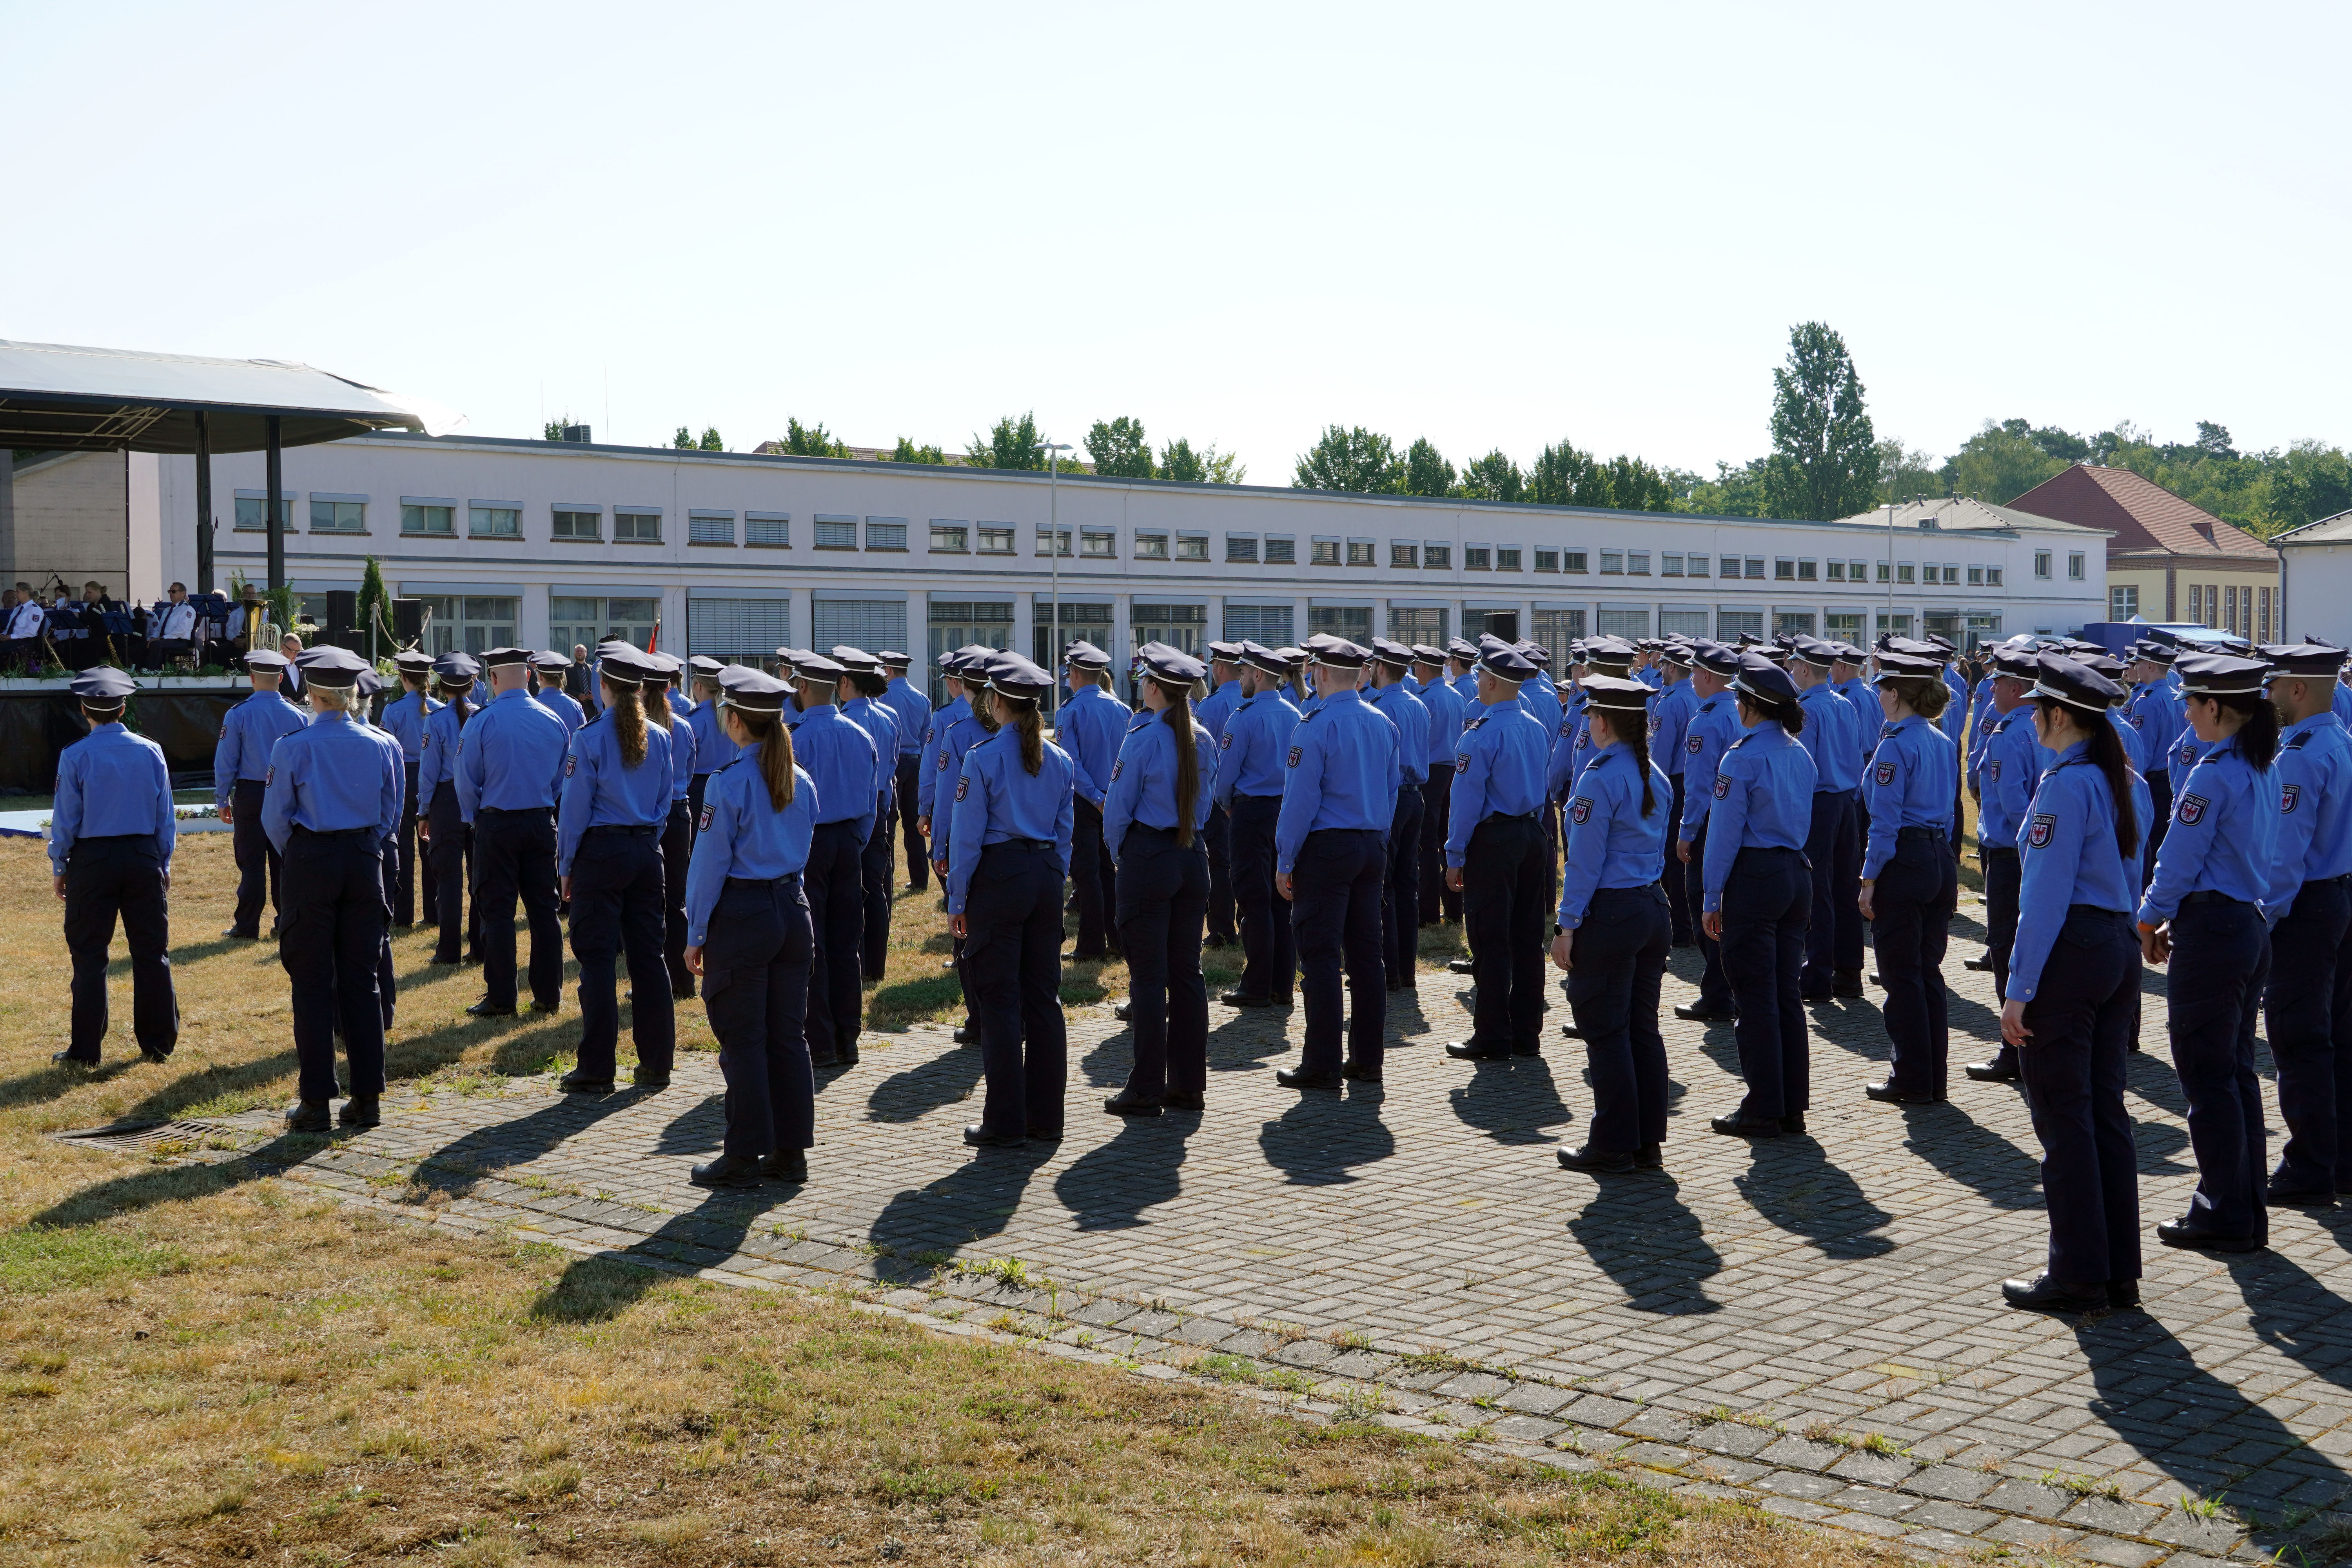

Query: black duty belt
[1483,810,1541,824]
[587,824,659,838]
[988,837,1056,853]
[1128,823,1180,840]
[2181,890,2254,909]
[477,806,551,820]
[1896,826,1945,841]
[292,825,373,838]
[2069,903,2131,919]
[726,873,800,889]
[1980,845,2019,859]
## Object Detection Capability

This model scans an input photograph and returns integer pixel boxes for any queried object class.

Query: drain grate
[52,1118,234,1151]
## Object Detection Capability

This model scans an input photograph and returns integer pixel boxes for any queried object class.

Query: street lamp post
[1043,440,1072,712]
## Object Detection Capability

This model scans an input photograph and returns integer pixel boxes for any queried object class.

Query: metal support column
[264,414,284,593]
[194,410,214,594]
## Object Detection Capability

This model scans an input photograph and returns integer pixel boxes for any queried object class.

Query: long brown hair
[605,677,647,767]
[731,709,797,810]
[999,693,1044,776]
[967,677,1000,734]
[1594,708,1656,817]
[438,678,474,724]
[1156,678,1200,846]
[1889,675,1948,720]
[2035,697,2139,860]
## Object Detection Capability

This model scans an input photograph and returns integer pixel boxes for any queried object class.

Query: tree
[1674,458,1769,517]
[1397,437,1455,497]
[2195,421,2239,461]
[1160,437,1206,483]
[358,554,399,655]
[1601,454,1675,513]
[1085,416,1156,478]
[1292,425,1397,492]
[967,411,1045,470]
[780,418,848,458]
[890,436,947,465]
[1457,450,1523,503]
[1875,438,1944,504]
[1762,322,1881,520]
[1200,444,1246,485]
[698,426,724,452]
[1942,420,2066,504]
[1526,440,1606,508]
[2267,440,2352,533]
[673,426,693,448]
[542,417,573,442]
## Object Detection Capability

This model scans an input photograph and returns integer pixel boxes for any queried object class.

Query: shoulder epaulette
[1463,713,1487,732]
[1724,733,1751,751]
[2285,733,2310,750]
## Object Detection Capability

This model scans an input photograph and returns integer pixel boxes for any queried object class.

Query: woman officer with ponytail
[1702,652,1816,1138]
[1550,673,1672,1172]
[2138,649,2283,1254]
[1859,648,1961,1105]
[1994,653,2143,1312]
[1101,643,1221,1117]
[682,666,818,1189]
[948,652,1076,1148]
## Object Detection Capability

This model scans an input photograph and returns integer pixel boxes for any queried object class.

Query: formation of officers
[42,614,2352,1312]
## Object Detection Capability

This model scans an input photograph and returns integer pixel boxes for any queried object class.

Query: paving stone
[1755,1469,1844,1501]
[1901,1498,1997,1534]
[2145,1512,2242,1552]
[1490,1416,1567,1443]
[1827,1449,1914,1487]
[1757,1435,1844,1472]
[1984,1476,2074,1517]
[2070,1538,2167,1567]
[1563,1393,1642,1429]
[1984,1516,2083,1549]
[1820,1511,1909,1539]
[2064,1495,2163,1534]
[1690,1422,1781,1460]
[1901,1463,1996,1502]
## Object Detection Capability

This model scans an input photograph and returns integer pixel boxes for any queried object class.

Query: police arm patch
[1111,759,1123,782]
[697,804,715,832]
[1287,746,1302,767]
[2027,812,2055,849]
[1569,796,1593,825]
[1712,775,1730,799]
[2283,783,2301,813]
[564,754,576,777]
[1987,759,2000,782]
[2177,792,2208,825]
[1875,760,1896,786]
[1686,733,1702,754]
[955,776,969,802]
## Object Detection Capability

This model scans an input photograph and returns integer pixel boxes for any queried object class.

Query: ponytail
[1735,692,1804,738]
[1157,679,1200,846]
[2211,690,2279,770]
[967,678,1001,734]
[2036,697,2141,861]
[1002,695,1044,775]
[1910,677,1950,721]
[731,709,798,811]
[438,679,474,725]
[605,677,647,768]
[1605,710,1657,817]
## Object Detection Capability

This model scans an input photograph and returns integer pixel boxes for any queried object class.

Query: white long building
[98,433,2106,698]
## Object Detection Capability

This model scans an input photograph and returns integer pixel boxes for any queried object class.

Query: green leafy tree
[1672,458,1769,517]
[1292,425,1398,492]
[889,436,947,465]
[1762,322,1882,520]
[967,411,1045,470]
[2268,441,2352,532]
[1160,437,1206,483]
[1397,437,1455,497]
[1200,444,1245,485]
[673,426,694,448]
[1085,416,1156,478]
[1875,438,1945,504]
[1942,420,2067,504]
[543,417,572,441]
[1457,450,1523,503]
[780,417,849,457]
[698,426,724,452]
[1601,454,1675,512]
[1526,440,1606,507]
[358,554,401,653]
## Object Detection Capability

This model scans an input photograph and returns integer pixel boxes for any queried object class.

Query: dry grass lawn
[0,834,1884,1566]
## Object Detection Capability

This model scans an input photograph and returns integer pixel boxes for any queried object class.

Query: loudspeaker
[392,598,423,643]
[325,590,357,636]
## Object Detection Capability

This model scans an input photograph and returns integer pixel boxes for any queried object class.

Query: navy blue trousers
[705,876,814,1156]
[2169,896,2272,1243]
[1229,794,1293,1004]
[803,820,866,1062]
[661,799,694,993]
[426,781,476,963]
[1570,884,1671,1152]
[1664,775,1695,944]
[2018,907,2141,1285]
[1801,791,1858,995]
[230,777,280,936]
[896,756,927,891]
[1462,814,1547,1054]
[474,808,562,1010]
[279,828,386,1104]
[2264,878,2352,1196]
[1071,800,1117,958]
[860,798,896,980]
[1419,768,1457,924]
[568,828,675,1080]
[1382,781,1423,986]
[1291,828,1388,1075]
[1205,801,1236,942]
[1979,846,2023,1072]
[1721,847,1810,1121]
[63,835,176,1060]
[963,841,1067,1137]
[1872,835,1958,1097]
[1114,829,1209,1102]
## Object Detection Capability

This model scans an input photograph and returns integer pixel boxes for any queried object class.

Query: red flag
[648,618,659,653]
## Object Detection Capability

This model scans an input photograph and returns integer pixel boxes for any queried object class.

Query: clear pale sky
[6,1,2344,478]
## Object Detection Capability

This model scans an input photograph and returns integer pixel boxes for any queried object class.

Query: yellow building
[2006,463,2279,637]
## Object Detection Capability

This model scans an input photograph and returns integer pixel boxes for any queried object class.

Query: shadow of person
[394,1091,646,1205]
[866,1142,1052,1256]
[28,1127,327,1229]
[1564,1177,1723,1315]
[1731,1136,1896,1258]
[1446,1056,1574,1146]
[1053,1116,1189,1231]
[2234,1250,2352,1405]
[1899,1103,2043,1211]
[1257,1084,1394,1185]
[1204,1007,1294,1076]
[526,1185,776,1323]
[1077,1030,1133,1091]
[651,1092,727,1157]
[865,1040,984,1123]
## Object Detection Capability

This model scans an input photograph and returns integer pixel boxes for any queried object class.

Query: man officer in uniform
[214,649,309,939]
[1365,637,1430,992]
[455,647,570,1018]
[1194,642,1246,949]
[1215,642,1302,1009]
[1442,642,1551,1060]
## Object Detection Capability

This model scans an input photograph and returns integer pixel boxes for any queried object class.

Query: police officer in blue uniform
[1277,635,1400,1085]
[1102,643,1220,1115]
[417,653,481,966]
[1650,641,1698,947]
[1058,639,1130,961]
[532,650,586,737]
[1551,673,1672,1171]
[1216,642,1303,1009]
[926,649,1001,1041]
[1366,637,1430,991]
[1860,648,1961,1103]
[878,650,933,892]
[837,647,902,980]
[455,646,570,1017]
[2126,637,2188,884]
[557,644,677,1093]
[214,649,309,939]
[1962,643,2045,1082]
[263,646,404,1131]
[52,666,178,1067]
[2259,641,2352,1204]
[1789,637,1862,1000]
[684,666,819,1187]
[684,653,730,832]
[1410,644,1465,927]
[949,652,1075,1145]
[638,651,701,997]
[2139,649,2281,1252]
[1442,643,1550,1062]
[380,649,441,927]
[1674,640,1746,1022]
[1703,654,1816,1136]
[792,653,882,1070]
[1995,653,2144,1312]
[1195,641,1245,949]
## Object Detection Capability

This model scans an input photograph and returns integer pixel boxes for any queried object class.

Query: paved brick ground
[122,898,2352,1564]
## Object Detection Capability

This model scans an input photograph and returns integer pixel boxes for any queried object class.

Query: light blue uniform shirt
[1651,679,1695,778]
[1797,680,1862,795]
[1194,679,1242,744]
[1862,714,1958,878]
[261,712,404,853]
[842,696,898,815]
[2008,746,2138,1003]
[1557,742,1670,927]
[1368,680,1430,787]
[417,699,471,797]
[52,722,174,874]
[917,695,971,819]
[1214,690,1302,805]
[1275,688,1401,875]
[1443,696,1548,867]
[2333,681,2352,728]
[455,686,570,822]
[1838,678,1879,782]
[1939,666,1969,750]
[651,707,695,802]
[2267,713,2352,915]
[682,759,818,946]
[795,704,881,838]
[688,699,728,777]
[946,730,1075,915]
[1700,724,1817,913]
[535,685,586,738]
[1416,675,1466,769]
[1976,707,2043,850]
[557,713,676,875]
[2139,731,2280,922]
[213,688,309,809]
[667,688,692,720]
[2126,679,2183,780]
[380,689,441,762]
[1056,683,1130,809]
[1103,710,1220,858]
[1677,691,1742,844]
[2105,710,2145,774]
[881,675,932,758]
[1521,677,1563,748]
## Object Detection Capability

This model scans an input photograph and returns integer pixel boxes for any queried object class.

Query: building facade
[2268,508,2352,645]
[132,433,2107,698]
[2005,463,2279,638]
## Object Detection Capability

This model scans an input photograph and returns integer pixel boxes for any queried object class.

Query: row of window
[2181,582,2276,642]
